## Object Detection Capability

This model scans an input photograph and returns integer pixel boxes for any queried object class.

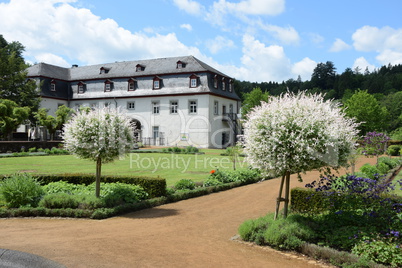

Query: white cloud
[352,25,402,65]
[205,36,235,54]
[173,0,204,15]
[180,24,193,31]
[291,57,316,81]
[329,38,351,52]
[259,23,300,45]
[0,0,203,66]
[233,34,291,82]
[352,57,376,73]
[376,49,402,66]
[35,53,71,67]
[219,0,285,16]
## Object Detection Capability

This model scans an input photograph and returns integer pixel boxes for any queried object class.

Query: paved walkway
[0,157,376,267]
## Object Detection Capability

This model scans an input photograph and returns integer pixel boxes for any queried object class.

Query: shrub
[102,184,148,207]
[359,163,381,179]
[352,237,402,267]
[0,173,44,208]
[42,181,83,194]
[28,147,37,153]
[174,179,196,190]
[39,193,79,209]
[378,156,400,169]
[185,146,199,153]
[203,178,223,187]
[387,145,401,156]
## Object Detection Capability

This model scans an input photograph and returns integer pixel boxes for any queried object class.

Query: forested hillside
[235,61,402,137]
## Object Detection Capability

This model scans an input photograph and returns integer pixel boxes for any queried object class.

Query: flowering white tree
[63,107,134,197]
[243,92,359,218]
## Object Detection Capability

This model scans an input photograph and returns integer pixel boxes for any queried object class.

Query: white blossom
[243,91,359,177]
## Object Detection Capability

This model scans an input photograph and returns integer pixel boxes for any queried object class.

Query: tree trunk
[95,157,102,198]
[283,171,291,218]
[274,172,286,220]
[274,171,291,219]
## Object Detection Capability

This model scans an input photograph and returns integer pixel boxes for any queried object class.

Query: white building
[27,56,241,148]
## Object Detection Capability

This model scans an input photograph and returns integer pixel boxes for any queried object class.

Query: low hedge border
[0,175,267,219]
[33,174,166,198]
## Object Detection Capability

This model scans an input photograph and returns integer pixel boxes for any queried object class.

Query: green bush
[378,156,400,170]
[0,173,44,208]
[239,213,317,250]
[37,174,166,198]
[185,146,199,153]
[360,163,381,179]
[102,184,148,207]
[174,179,196,190]
[42,181,83,194]
[39,193,79,209]
[28,147,37,153]
[387,145,401,156]
[352,238,402,267]
[203,178,223,187]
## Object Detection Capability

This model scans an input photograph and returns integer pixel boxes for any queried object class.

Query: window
[77,82,85,94]
[104,80,112,92]
[127,102,135,110]
[213,75,218,88]
[229,104,233,114]
[189,100,197,114]
[222,78,226,91]
[222,105,226,115]
[176,60,186,69]
[153,126,159,139]
[190,78,197,87]
[153,76,162,90]
[189,74,198,88]
[214,101,219,115]
[100,67,110,74]
[170,101,178,114]
[229,79,233,92]
[136,64,145,72]
[50,80,56,91]
[152,101,160,114]
[128,78,136,91]
[153,80,159,89]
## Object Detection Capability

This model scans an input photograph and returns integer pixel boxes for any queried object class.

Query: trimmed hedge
[290,188,330,214]
[35,174,166,198]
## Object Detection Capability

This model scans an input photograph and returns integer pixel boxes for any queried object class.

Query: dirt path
[1,157,377,268]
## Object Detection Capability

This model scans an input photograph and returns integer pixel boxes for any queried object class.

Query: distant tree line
[235,61,402,138]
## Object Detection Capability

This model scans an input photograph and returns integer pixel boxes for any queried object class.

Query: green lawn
[0,149,248,186]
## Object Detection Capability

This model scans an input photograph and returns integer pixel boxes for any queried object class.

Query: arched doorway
[131,119,142,142]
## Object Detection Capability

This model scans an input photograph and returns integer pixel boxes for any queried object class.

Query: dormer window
[228,79,233,92]
[77,81,85,94]
[189,74,199,88]
[128,78,137,91]
[136,64,145,72]
[213,75,218,89]
[50,79,56,91]
[100,67,110,74]
[176,60,186,69]
[104,80,113,92]
[222,77,226,91]
[153,76,162,90]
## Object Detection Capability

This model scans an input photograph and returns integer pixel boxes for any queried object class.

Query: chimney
[72,64,78,68]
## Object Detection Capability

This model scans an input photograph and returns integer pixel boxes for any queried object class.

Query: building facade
[27,56,241,148]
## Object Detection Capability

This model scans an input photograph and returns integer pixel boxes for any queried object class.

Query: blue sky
[1,0,402,82]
